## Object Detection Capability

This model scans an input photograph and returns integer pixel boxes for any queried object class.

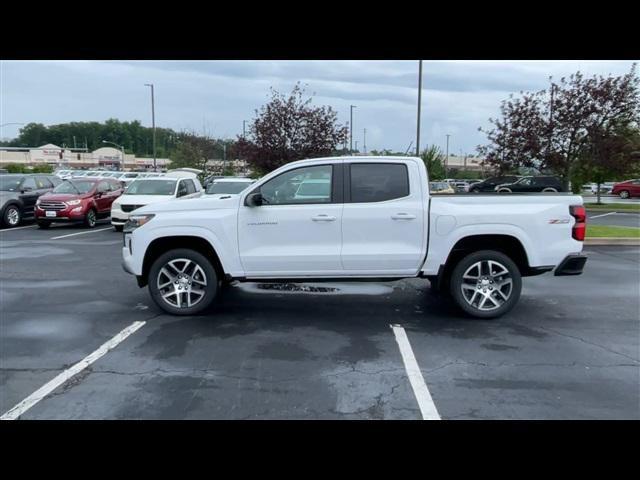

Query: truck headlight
[66,199,82,206]
[123,214,155,233]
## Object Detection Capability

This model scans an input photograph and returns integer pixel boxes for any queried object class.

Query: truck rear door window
[349,163,409,203]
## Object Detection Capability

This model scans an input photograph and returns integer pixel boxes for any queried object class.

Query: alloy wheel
[156,258,208,309]
[460,260,513,311]
[6,207,20,226]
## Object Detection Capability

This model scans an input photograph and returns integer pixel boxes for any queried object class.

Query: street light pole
[363,128,367,154]
[349,105,357,154]
[416,60,423,157]
[144,83,156,171]
[445,134,450,176]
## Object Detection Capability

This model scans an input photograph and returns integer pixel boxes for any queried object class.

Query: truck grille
[121,204,144,213]
[39,201,66,211]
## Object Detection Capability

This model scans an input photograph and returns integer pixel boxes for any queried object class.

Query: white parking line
[0,321,146,421]
[50,227,112,240]
[589,212,617,219]
[0,225,38,232]
[390,324,440,420]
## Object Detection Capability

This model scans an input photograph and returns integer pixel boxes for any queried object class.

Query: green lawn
[584,202,640,212]
[587,225,640,238]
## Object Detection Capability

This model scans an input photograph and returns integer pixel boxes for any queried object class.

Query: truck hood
[39,193,88,202]
[115,194,176,207]
[134,195,240,214]
[204,193,240,200]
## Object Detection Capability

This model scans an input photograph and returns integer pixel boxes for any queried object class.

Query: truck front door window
[260,165,332,205]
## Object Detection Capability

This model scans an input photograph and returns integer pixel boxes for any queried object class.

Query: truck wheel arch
[434,234,534,292]
[140,236,226,288]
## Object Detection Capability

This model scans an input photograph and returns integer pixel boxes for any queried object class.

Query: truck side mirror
[246,192,263,207]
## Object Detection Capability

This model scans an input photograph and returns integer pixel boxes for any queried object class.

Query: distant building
[0,144,255,174]
[443,155,487,172]
[0,144,170,170]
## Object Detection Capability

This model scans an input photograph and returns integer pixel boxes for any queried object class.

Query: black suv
[0,174,61,228]
[496,176,564,193]
[469,175,520,192]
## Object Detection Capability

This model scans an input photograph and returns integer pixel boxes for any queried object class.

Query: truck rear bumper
[554,254,587,276]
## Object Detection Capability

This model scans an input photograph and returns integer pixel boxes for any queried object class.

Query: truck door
[238,163,344,276]
[341,161,425,275]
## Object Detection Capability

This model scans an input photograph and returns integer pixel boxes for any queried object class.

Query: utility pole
[548,82,554,156]
[363,128,367,154]
[445,134,450,176]
[243,120,247,138]
[222,143,227,175]
[355,141,359,153]
[349,105,357,154]
[144,83,156,171]
[416,59,423,156]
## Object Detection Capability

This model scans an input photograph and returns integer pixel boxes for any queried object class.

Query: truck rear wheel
[449,250,521,319]
[148,248,218,315]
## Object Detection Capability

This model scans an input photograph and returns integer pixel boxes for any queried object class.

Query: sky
[1,60,637,155]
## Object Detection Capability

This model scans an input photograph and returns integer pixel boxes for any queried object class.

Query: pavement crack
[536,325,640,364]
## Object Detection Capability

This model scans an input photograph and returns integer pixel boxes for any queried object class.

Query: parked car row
[1,174,62,227]
[0,170,256,229]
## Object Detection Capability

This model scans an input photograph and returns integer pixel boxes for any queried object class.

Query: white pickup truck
[121,156,587,318]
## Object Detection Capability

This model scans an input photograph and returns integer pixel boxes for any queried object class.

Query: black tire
[84,209,97,228]
[497,188,512,193]
[113,224,123,232]
[542,187,558,192]
[148,248,218,316]
[619,190,630,199]
[2,204,22,228]
[37,221,51,229]
[449,250,522,319]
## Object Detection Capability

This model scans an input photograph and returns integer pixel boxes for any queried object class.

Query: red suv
[611,179,640,199]
[35,177,124,228]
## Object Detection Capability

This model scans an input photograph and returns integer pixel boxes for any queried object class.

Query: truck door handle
[312,214,336,222]
[391,213,416,220]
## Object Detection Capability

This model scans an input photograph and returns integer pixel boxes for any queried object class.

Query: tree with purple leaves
[237,84,349,175]
[478,65,640,190]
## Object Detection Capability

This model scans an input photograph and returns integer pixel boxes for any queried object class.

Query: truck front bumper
[554,254,587,276]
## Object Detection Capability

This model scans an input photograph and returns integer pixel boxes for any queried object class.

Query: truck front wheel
[148,248,218,315]
[449,250,521,319]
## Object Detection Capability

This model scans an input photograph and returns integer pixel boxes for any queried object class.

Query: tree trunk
[596,182,602,204]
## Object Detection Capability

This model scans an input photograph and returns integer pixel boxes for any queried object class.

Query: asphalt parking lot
[1,221,639,420]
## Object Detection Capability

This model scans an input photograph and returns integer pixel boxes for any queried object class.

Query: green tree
[574,122,640,201]
[420,145,446,180]
[171,132,219,172]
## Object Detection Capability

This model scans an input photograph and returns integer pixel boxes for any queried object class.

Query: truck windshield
[54,180,95,194]
[206,182,251,194]
[126,179,177,195]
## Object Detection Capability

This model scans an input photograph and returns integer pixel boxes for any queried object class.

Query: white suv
[111,170,203,232]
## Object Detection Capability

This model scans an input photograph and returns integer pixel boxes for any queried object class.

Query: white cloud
[1,59,637,152]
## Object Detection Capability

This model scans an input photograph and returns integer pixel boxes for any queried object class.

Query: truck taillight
[570,205,586,241]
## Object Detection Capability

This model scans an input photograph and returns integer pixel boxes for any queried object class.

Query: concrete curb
[584,238,640,246]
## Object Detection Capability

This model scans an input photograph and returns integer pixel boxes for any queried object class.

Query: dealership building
[0,144,170,170]
[0,144,250,175]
